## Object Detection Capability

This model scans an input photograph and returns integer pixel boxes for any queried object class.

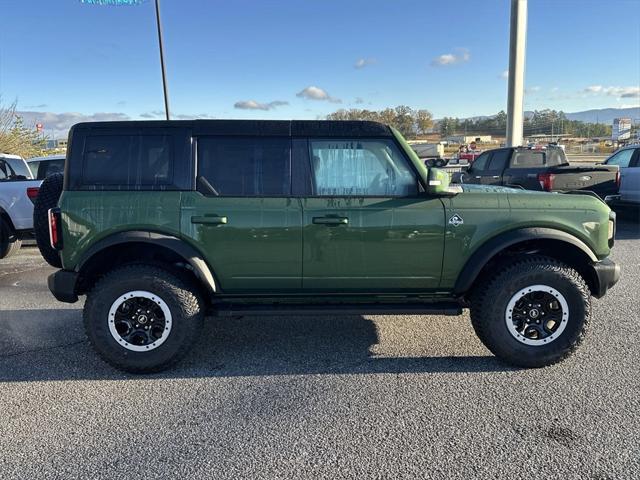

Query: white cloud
[16,110,130,138]
[354,58,376,69]
[584,85,639,98]
[233,100,289,111]
[431,49,470,67]
[525,86,541,94]
[354,97,365,105]
[296,86,341,103]
[500,70,509,79]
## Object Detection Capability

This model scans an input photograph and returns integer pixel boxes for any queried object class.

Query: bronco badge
[449,214,464,227]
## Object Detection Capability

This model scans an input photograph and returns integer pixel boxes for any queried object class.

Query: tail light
[26,187,40,203]
[48,207,63,250]
[538,172,555,191]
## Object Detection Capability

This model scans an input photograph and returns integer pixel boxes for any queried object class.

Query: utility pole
[154,0,170,120]
[506,0,528,147]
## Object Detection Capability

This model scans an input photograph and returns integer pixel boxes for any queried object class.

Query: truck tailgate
[550,165,618,197]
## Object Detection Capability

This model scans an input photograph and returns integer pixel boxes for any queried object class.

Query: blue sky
[0,0,639,137]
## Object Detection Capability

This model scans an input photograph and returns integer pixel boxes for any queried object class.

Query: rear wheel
[470,256,591,367]
[0,218,21,259]
[83,264,204,373]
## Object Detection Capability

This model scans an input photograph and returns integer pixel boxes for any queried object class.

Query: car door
[460,151,491,185]
[296,137,445,292]
[180,135,303,293]
[621,148,640,203]
[607,147,639,203]
[481,149,510,185]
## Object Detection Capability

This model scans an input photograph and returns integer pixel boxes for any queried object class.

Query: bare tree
[0,97,46,158]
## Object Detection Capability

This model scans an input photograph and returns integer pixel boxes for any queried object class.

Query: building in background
[612,118,632,141]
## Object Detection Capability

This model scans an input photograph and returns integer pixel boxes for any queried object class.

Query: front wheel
[470,256,591,368]
[83,264,204,373]
[0,218,21,259]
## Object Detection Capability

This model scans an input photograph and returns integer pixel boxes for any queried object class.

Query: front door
[298,137,445,292]
[181,136,302,293]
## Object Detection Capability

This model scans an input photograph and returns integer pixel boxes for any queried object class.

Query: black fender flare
[76,231,217,294]
[453,227,598,295]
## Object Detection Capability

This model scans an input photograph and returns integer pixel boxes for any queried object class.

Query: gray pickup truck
[0,153,41,258]
[453,147,619,198]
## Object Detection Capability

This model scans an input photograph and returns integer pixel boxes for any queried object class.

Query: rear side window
[82,135,172,187]
[0,158,31,180]
[511,151,545,168]
[197,137,291,196]
[488,150,510,171]
[309,139,417,196]
[35,159,65,179]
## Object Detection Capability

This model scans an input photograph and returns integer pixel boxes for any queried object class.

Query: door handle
[474,176,482,179]
[492,175,500,179]
[313,216,349,226]
[191,215,227,225]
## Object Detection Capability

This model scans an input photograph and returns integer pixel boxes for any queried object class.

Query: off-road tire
[470,255,591,368]
[33,173,63,268]
[83,264,204,373]
[0,218,21,259]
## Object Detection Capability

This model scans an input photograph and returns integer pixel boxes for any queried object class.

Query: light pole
[80,0,170,120]
[506,0,528,147]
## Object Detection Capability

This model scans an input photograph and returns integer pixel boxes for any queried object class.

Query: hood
[460,184,527,194]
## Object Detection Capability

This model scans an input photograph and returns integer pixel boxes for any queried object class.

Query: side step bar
[212,302,462,317]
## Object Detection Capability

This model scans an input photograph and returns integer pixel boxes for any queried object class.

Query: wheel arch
[74,231,217,296]
[455,227,599,297]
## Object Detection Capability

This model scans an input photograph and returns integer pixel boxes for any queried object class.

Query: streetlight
[506,0,528,147]
[80,0,171,120]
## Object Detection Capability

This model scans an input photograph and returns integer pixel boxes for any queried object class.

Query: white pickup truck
[0,153,42,258]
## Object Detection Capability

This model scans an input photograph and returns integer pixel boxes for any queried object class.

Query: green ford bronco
[40,120,620,373]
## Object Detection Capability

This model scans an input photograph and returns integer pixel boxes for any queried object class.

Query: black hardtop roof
[70,119,393,138]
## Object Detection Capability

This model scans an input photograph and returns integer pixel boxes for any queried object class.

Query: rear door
[180,136,303,293]
[296,137,445,292]
[502,150,546,189]
[481,149,511,185]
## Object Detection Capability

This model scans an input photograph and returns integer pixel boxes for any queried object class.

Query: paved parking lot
[1,213,638,479]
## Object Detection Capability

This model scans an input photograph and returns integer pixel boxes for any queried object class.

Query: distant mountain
[562,107,639,124]
[451,107,640,124]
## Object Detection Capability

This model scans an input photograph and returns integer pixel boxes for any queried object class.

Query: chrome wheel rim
[108,290,172,352]
[505,285,569,346]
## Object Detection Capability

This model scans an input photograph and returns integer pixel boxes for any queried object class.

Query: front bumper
[48,270,79,303]
[592,258,620,298]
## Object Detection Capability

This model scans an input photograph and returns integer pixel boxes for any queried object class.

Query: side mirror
[426,167,451,195]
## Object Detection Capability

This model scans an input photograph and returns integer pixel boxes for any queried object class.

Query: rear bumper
[48,270,79,303]
[591,258,620,298]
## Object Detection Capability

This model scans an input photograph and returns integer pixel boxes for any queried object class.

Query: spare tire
[34,173,63,268]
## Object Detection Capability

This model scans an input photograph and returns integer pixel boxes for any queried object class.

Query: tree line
[327,107,613,139]
[326,106,434,138]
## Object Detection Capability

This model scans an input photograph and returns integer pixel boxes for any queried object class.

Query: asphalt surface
[1,213,639,479]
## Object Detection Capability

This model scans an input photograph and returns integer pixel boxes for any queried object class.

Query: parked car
[453,146,619,198]
[27,154,65,180]
[41,120,619,373]
[0,153,41,258]
[602,145,640,208]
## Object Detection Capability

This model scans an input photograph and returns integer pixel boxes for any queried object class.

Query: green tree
[0,98,46,158]
[415,109,434,135]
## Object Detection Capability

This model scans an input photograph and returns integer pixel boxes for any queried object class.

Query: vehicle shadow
[0,309,513,382]
[615,214,640,240]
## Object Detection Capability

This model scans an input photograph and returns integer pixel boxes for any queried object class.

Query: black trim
[48,270,79,303]
[212,302,462,317]
[76,231,217,294]
[454,227,599,294]
[591,258,620,298]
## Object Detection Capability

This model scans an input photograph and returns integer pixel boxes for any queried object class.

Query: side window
[197,137,291,196]
[487,150,510,171]
[606,149,634,168]
[0,160,8,180]
[82,135,173,187]
[511,151,545,168]
[309,139,417,196]
[471,152,490,171]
